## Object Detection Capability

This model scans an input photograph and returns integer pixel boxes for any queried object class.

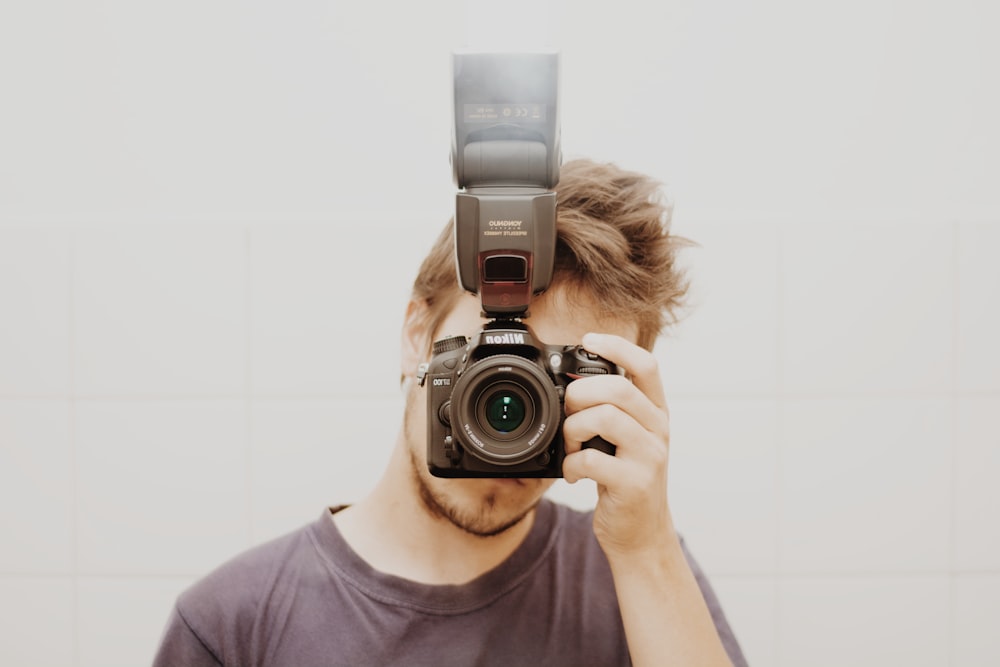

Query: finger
[564,374,670,442]
[563,445,666,490]
[563,446,627,485]
[581,332,668,410]
[562,404,660,458]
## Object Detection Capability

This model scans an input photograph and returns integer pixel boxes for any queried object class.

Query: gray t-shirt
[153,500,747,666]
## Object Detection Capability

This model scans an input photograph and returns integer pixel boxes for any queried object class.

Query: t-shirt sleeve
[680,537,750,667]
[152,605,224,667]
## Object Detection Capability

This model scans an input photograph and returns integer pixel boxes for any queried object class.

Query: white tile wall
[957,223,1000,392]
[1,1,998,665]
[659,221,780,397]
[710,576,776,667]
[73,227,247,397]
[0,4,457,224]
[77,576,194,667]
[0,401,74,574]
[954,397,1000,571]
[779,398,952,574]
[780,223,953,395]
[0,230,71,396]
[0,577,75,667]
[669,398,779,575]
[777,576,951,667]
[75,400,251,575]
[953,574,1000,667]
[249,223,424,398]
[249,397,401,543]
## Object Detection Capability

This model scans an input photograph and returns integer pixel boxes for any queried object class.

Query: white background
[1,1,998,665]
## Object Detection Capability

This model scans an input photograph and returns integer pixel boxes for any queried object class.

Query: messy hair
[410,158,691,351]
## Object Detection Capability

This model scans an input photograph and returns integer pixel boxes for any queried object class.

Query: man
[153,159,747,666]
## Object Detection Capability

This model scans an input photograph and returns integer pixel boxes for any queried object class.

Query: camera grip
[582,436,616,456]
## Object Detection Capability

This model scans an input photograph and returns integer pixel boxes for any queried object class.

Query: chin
[414,457,551,537]
[462,475,549,499]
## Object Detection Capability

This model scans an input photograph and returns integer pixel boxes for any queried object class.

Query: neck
[333,435,537,585]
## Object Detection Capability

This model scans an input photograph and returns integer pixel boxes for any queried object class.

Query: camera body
[418,51,622,478]
[422,321,619,478]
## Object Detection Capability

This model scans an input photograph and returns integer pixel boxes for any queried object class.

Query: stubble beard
[407,447,538,538]
[403,387,539,538]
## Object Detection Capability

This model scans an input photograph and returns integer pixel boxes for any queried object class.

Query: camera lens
[472,381,534,440]
[484,391,526,433]
[450,354,560,466]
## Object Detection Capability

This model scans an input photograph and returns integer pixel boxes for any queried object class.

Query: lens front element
[484,391,526,433]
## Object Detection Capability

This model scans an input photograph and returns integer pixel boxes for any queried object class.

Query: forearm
[609,537,733,667]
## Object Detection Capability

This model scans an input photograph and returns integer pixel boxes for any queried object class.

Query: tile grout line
[773,221,784,665]
[5,568,993,580]
[948,220,961,667]
[9,389,991,402]
[245,227,255,546]
[69,228,80,667]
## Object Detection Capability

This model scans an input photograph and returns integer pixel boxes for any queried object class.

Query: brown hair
[410,158,691,351]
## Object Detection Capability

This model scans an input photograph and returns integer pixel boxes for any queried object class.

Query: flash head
[426,53,621,478]
[451,51,561,318]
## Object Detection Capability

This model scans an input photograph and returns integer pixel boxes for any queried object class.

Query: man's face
[402,284,638,538]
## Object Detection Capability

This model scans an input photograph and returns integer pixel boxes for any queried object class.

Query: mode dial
[432,335,468,355]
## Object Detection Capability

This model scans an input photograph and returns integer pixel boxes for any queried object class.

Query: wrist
[603,523,683,574]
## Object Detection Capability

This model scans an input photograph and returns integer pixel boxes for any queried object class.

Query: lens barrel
[450,355,560,466]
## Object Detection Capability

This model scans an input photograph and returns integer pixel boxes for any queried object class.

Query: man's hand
[561,332,733,667]
[561,332,675,560]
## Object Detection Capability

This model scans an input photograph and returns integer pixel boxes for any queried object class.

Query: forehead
[435,286,638,346]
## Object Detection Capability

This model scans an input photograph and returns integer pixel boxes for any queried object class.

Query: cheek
[403,384,429,458]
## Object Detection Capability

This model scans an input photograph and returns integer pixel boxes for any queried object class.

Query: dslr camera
[417,51,622,478]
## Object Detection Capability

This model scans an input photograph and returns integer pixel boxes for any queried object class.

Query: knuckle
[648,443,669,469]
[607,375,634,402]
[595,403,620,431]
[571,447,600,475]
[585,446,609,470]
[561,415,583,445]
[632,352,659,379]
[655,413,671,439]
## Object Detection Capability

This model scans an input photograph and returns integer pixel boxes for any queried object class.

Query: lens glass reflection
[484,391,526,433]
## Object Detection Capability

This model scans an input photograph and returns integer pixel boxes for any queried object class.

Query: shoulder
[172,515,323,661]
[179,520,314,612]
